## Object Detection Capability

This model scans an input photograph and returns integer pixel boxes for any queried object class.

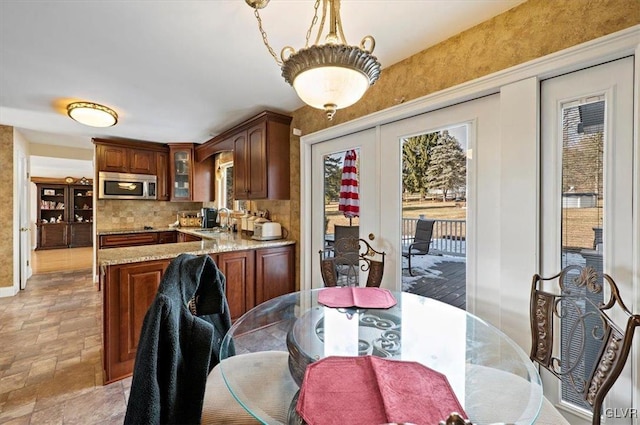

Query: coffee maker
[201,207,218,228]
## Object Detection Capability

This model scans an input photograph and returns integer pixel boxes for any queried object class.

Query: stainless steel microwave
[98,171,157,200]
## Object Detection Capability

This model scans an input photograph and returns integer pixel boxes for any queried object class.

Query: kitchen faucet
[218,207,231,231]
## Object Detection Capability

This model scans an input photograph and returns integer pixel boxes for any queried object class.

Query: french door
[541,57,634,424]
[379,94,500,309]
[310,128,380,289]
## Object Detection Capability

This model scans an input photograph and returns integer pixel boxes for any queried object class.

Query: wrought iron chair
[438,412,473,425]
[402,218,435,276]
[530,264,640,425]
[319,237,385,287]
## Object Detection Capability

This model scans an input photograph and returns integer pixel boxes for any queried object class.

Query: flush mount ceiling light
[67,102,118,127]
[246,0,381,120]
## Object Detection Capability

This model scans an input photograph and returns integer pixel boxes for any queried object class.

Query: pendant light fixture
[67,102,118,127]
[246,0,381,120]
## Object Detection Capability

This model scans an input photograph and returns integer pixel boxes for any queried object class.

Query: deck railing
[402,217,466,257]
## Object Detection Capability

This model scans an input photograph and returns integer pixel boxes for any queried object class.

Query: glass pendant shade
[67,102,118,127]
[247,0,381,120]
[292,66,370,114]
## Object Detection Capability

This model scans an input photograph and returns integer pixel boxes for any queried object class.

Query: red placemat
[318,287,397,309]
[296,356,467,425]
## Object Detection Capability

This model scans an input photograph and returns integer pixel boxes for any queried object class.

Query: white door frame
[300,25,639,412]
[18,146,31,289]
[540,57,635,424]
[310,129,381,289]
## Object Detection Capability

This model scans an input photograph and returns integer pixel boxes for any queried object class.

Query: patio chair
[402,218,435,276]
[319,237,385,287]
[529,265,640,425]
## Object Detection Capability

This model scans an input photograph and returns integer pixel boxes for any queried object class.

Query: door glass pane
[560,98,605,411]
[401,126,467,309]
[174,151,190,199]
[322,149,360,286]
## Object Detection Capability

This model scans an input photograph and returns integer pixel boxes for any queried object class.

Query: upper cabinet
[94,139,165,176]
[156,150,170,201]
[198,111,292,200]
[168,143,214,202]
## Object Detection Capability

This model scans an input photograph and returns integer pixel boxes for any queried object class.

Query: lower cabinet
[177,232,202,242]
[101,243,295,383]
[102,259,170,384]
[37,223,68,249]
[214,250,255,321]
[69,223,93,247]
[37,223,93,249]
[255,245,295,304]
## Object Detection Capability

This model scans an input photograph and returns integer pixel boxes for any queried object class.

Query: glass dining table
[218,289,543,425]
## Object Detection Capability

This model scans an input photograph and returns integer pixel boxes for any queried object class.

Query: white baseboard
[0,285,19,298]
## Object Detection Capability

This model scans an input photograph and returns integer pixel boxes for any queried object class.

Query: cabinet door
[157,231,177,244]
[156,151,170,201]
[129,149,156,175]
[177,232,201,243]
[97,144,129,173]
[255,245,295,304]
[217,250,255,320]
[169,145,194,201]
[103,259,169,383]
[233,132,249,198]
[38,223,68,249]
[247,122,268,199]
[69,223,92,247]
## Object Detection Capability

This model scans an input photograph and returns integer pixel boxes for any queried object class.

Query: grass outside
[325,199,600,249]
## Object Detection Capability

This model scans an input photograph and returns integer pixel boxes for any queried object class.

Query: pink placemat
[296,356,467,425]
[318,287,397,309]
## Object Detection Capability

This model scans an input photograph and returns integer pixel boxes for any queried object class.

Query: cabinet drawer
[99,233,158,249]
[157,231,177,244]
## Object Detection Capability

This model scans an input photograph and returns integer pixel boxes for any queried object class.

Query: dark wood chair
[402,218,435,276]
[530,264,640,425]
[319,237,385,287]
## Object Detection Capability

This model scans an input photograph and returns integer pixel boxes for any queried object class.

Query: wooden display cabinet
[35,180,93,249]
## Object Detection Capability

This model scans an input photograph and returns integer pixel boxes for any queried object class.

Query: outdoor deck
[402,254,467,310]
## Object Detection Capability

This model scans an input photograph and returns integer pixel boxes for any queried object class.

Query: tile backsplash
[96,200,202,231]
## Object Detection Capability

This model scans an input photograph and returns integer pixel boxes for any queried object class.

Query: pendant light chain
[253,8,282,66]
[306,0,322,48]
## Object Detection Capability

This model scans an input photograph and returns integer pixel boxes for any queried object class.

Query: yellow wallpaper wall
[283,0,640,289]
[0,126,15,288]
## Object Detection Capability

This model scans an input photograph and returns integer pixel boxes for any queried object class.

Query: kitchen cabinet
[99,233,159,249]
[255,245,295,304]
[35,181,93,250]
[177,232,202,243]
[198,111,292,200]
[215,250,255,320]
[100,242,295,383]
[157,231,177,244]
[231,112,292,200]
[99,230,180,248]
[156,150,170,201]
[168,143,214,202]
[93,139,168,180]
[102,259,170,384]
[95,143,156,175]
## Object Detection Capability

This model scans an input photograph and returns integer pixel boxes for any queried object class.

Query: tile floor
[0,270,130,424]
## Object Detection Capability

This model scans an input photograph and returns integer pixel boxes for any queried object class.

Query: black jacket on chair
[124,253,232,425]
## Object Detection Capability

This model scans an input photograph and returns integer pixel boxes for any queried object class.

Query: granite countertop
[97,228,294,267]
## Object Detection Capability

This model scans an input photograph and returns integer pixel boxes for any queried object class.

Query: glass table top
[219,289,542,425]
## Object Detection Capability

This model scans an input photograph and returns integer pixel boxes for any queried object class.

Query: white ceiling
[1,0,525,150]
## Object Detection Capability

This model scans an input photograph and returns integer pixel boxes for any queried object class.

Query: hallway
[0,248,128,424]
